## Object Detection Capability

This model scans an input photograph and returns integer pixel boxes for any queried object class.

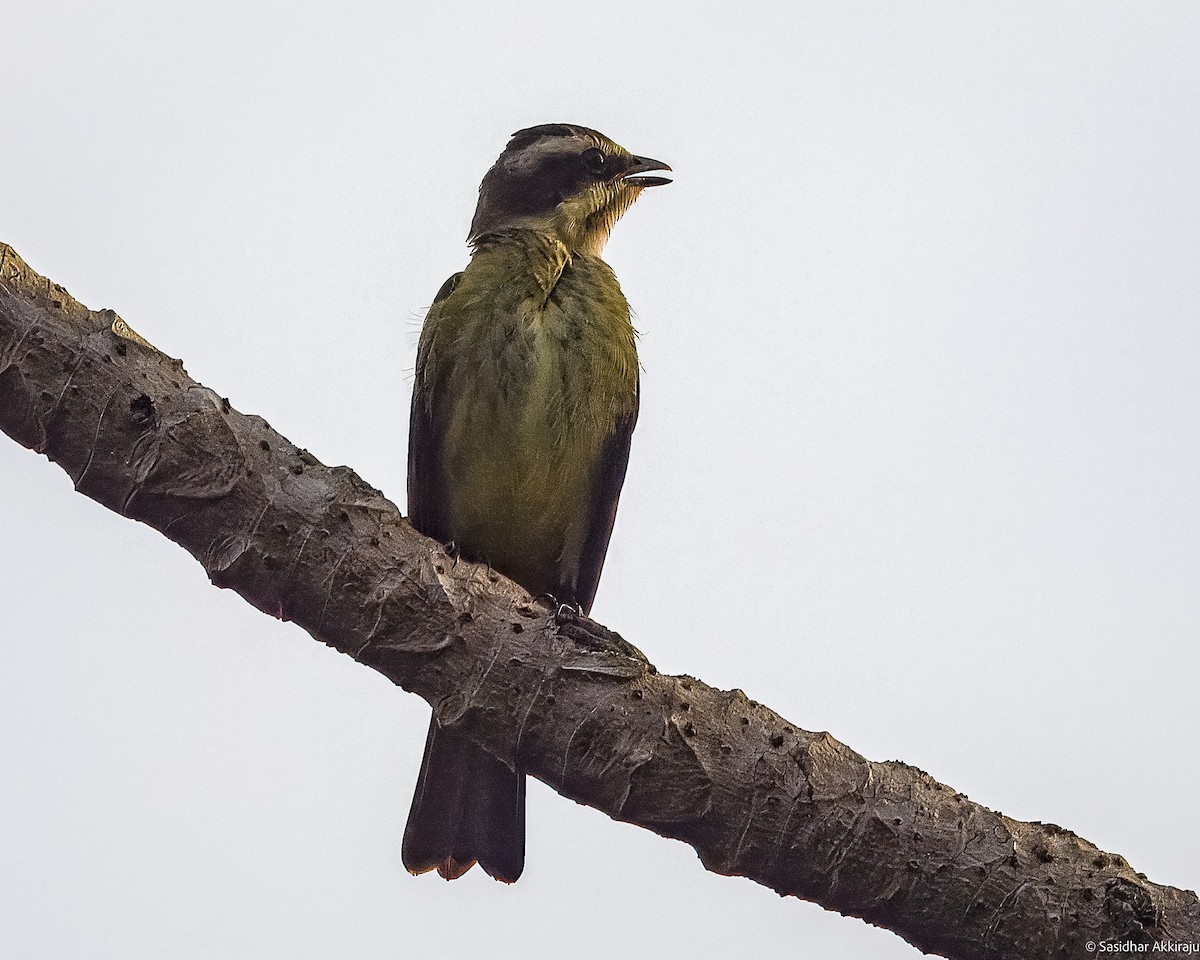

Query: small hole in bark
[129,393,155,421]
[512,623,524,633]
[115,341,127,356]
[291,464,304,475]
[770,734,785,748]
[259,439,271,451]
[221,397,231,413]
[339,511,349,521]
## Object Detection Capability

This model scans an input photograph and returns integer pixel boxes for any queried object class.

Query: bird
[402,123,670,883]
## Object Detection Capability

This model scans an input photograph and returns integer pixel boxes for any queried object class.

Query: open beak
[624,155,672,188]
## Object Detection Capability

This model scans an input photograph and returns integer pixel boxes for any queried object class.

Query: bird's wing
[565,383,639,616]
[407,272,463,543]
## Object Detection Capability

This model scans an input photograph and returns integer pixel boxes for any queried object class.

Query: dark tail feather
[402,716,525,883]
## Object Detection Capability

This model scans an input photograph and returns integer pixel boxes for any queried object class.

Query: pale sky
[2,3,1198,958]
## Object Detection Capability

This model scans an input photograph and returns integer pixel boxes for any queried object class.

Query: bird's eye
[581,147,607,175]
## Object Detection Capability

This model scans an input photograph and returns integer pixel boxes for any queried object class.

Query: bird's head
[468,124,671,256]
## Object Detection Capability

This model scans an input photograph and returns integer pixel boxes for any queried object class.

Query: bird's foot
[533,594,647,663]
[556,616,648,663]
[440,540,463,569]
[554,601,582,626]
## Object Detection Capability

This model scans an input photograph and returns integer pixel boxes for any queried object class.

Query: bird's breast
[428,248,637,593]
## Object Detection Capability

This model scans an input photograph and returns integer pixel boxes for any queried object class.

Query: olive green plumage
[402,124,669,883]
[410,230,638,610]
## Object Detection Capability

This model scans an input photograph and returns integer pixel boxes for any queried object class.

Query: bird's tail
[402,716,525,883]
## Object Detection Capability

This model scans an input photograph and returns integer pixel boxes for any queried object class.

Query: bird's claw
[535,594,645,662]
[555,616,648,663]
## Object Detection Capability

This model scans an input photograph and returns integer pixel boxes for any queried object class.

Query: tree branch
[1,242,1196,959]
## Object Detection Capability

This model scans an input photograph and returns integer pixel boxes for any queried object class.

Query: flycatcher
[402,124,670,882]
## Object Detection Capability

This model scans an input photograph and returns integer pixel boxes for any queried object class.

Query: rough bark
[1,241,1196,959]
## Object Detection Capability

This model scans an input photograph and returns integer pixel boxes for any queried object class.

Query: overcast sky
[3,3,1198,958]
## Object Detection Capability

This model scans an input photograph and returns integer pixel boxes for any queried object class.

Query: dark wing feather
[406,273,462,543]
[561,385,639,617]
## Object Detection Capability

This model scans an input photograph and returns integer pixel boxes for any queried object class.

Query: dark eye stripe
[581,148,607,175]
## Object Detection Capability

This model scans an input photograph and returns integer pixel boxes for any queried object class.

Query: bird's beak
[623,155,672,188]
